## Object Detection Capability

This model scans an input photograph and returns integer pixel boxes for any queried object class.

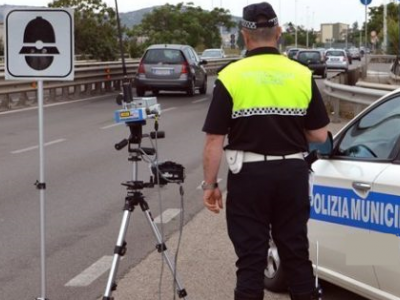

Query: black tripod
[103,121,188,300]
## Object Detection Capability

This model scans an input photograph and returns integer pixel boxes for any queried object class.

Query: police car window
[337,95,400,159]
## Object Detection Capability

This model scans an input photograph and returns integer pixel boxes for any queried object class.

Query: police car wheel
[264,239,287,292]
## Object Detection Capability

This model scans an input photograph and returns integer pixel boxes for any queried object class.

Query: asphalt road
[0,72,368,300]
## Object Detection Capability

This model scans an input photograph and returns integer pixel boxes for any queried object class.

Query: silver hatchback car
[134,44,208,97]
[325,49,349,71]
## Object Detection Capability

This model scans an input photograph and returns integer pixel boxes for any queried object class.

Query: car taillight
[138,61,145,74]
[343,56,347,62]
[181,61,189,74]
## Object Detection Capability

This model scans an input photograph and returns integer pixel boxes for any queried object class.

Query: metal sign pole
[37,80,48,300]
[4,9,74,300]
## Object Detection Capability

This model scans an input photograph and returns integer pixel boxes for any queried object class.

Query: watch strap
[201,181,218,190]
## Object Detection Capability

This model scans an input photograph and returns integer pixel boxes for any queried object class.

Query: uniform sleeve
[202,79,233,135]
[304,79,330,130]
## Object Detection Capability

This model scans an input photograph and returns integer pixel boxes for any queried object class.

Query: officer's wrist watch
[201,180,218,191]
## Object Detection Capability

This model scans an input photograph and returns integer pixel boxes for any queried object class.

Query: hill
[0,4,239,33]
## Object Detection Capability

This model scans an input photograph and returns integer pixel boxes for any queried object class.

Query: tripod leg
[140,201,188,299]
[103,210,132,300]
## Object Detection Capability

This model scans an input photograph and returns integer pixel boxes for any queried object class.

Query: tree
[367,2,399,53]
[49,0,120,61]
[129,3,235,49]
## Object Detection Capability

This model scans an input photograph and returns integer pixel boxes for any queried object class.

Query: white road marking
[0,95,117,116]
[101,122,124,130]
[192,97,209,104]
[101,107,177,129]
[65,256,114,287]
[154,208,182,224]
[161,107,177,113]
[11,138,66,154]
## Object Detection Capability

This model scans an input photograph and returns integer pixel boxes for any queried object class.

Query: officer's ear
[275,26,282,41]
[241,29,250,47]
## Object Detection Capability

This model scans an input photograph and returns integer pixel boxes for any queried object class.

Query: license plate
[330,58,340,61]
[153,68,172,75]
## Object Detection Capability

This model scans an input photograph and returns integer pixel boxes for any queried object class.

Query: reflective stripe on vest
[218,54,312,119]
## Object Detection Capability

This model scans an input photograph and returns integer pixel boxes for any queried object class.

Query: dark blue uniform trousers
[226,159,315,299]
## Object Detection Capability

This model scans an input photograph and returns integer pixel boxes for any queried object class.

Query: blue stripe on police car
[311,185,400,236]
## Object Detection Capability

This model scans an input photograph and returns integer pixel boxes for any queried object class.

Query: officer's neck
[246,40,277,51]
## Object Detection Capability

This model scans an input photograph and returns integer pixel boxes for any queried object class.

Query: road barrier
[0,55,395,114]
[0,58,233,111]
[323,59,389,122]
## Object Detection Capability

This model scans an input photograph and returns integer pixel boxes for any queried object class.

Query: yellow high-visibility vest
[218,54,312,119]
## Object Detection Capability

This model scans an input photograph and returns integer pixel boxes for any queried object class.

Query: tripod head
[114,113,185,190]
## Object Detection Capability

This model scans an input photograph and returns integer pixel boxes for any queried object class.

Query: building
[320,23,349,45]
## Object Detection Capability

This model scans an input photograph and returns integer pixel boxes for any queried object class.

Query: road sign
[4,9,74,81]
[360,0,372,5]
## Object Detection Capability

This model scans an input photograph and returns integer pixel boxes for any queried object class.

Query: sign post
[4,8,74,300]
[360,0,372,50]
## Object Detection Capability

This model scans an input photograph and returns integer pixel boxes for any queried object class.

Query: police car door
[309,94,400,289]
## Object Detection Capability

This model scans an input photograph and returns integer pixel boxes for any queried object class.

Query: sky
[0,0,393,30]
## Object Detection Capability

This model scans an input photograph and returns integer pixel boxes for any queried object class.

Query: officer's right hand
[203,188,223,214]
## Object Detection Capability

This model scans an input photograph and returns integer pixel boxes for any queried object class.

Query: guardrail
[323,57,390,122]
[0,58,232,111]
[0,54,396,117]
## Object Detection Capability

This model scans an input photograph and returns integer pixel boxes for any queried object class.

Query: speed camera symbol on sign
[19,17,60,71]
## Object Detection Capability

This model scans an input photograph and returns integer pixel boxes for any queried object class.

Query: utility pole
[306,6,309,48]
[365,3,368,49]
[295,0,298,48]
[383,1,387,53]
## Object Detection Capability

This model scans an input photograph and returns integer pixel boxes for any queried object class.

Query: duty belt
[243,152,304,163]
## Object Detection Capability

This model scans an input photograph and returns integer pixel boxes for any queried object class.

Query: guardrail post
[105,80,112,92]
[85,83,92,95]
[74,85,81,98]
[332,97,340,123]
[16,91,28,107]
[114,79,121,91]
[62,87,70,100]
[0,94,11,110]
[94,82,103,94]
[49,88,57,102]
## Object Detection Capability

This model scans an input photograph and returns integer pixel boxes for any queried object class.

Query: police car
[264,89,400,300]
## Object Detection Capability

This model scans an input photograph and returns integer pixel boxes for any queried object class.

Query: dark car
[295,50,327,78]
[134,44,208,97]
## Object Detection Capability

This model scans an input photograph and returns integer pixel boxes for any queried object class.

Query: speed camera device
[114,96,161,123]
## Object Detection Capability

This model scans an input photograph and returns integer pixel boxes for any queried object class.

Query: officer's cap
[242,2,278,30]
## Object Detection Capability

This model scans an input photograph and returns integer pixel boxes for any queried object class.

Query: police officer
[201,2,330,300]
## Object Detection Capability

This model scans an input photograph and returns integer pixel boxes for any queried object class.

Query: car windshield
[326,50,345,57]
[143,49,185,64]
[202,50,222,57]
[297,52,321,62]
